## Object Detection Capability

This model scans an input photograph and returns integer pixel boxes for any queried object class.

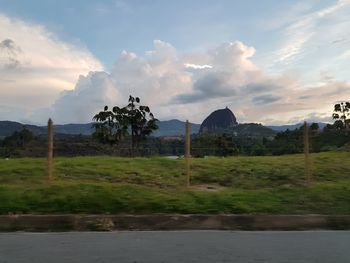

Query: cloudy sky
[0,0,349,125]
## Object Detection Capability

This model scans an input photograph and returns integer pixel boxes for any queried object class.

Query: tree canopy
[93,95,158,155]
[333,101,350,129]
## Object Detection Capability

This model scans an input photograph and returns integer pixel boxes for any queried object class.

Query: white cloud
[175,41,285,104]
[185,63,212,69]
[39,39,350,125]
[0,12,348,125]
[38,40,192,123]
[0,13,103,121]
[34,72,118,123]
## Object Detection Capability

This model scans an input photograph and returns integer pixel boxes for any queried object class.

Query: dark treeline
[0,130,185,158]
[0,121,349,158]
[192,123,349,156]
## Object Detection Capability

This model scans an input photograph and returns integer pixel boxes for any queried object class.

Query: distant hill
[232,123,276,138]
[0,120,329,138]
[0,121,45,137]
[0,120,200,138]
[267,122,328,132]
[54,123,95,135]
[153,119,200,136]
[0,121,94,137]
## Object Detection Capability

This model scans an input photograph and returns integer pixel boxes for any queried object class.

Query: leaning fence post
[303,121,311,185]
[185,120,191,187]
[47,118,54,184]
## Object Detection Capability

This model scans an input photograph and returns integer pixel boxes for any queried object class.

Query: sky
[0,0,350,125]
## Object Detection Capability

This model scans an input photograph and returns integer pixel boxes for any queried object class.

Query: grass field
[0,151,349,215]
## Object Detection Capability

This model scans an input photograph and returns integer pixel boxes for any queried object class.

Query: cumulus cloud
[174,41,288,105]
[175,42,254,102]
[42,40,272,123]
[175,72,237,103]
[0,13,103,121]
[37,40,192,123]
[38,39,350,125]
[35,72,118,123]
[1,12,349,125]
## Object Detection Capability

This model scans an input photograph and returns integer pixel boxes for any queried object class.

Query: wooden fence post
[47,118,53,184]
[304,121,311,185]
[185,120,191,187]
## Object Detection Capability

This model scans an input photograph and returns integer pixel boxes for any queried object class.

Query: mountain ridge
[0,120,201,137]
[0,120,329,138]
[267,122,328,132]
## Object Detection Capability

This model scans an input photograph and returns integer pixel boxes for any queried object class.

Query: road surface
[0,231,349,262]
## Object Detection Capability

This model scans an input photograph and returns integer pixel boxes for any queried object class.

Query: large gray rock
[199,107,238,133]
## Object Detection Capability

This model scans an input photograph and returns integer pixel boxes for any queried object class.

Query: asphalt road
[0,231,349,263]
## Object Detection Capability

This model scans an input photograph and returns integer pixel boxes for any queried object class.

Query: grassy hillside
[0,151,349,214]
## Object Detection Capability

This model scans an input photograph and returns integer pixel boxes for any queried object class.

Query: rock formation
[199,107,238,133]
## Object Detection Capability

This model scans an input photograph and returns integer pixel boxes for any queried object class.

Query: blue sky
[0,0,335,68]
[0,0,349,124]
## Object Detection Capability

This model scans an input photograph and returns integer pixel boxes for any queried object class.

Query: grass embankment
[0,151,349,214]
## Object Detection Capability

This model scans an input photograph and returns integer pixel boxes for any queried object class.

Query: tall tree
[125,95,158,154]
[92,105,128,145]
[93,95,158,156]
[333,101,350,129]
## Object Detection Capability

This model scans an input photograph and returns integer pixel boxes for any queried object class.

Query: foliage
[0,128,35,157]
[93,95,158,155]
[1,118,350,158]
[263,127,304,155]
[310,122,319,131]
[92,105,128,145]
[1,128,35,148]
[333,101,350,128]
[260,122,350,155]
[125,95,159,151]
[1,123,349,158]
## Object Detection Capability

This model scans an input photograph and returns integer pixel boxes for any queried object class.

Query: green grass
[0,151,349,214]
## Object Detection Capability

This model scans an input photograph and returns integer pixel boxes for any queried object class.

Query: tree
[3,128,35,148]
[124,95,158,154]
[310,123,319,131]
[93,95,158,156]
[333,120,345,130]
[92,105,128,145]
[1,128,35,157]
[333,101,350,129]
[310,122,319,136]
